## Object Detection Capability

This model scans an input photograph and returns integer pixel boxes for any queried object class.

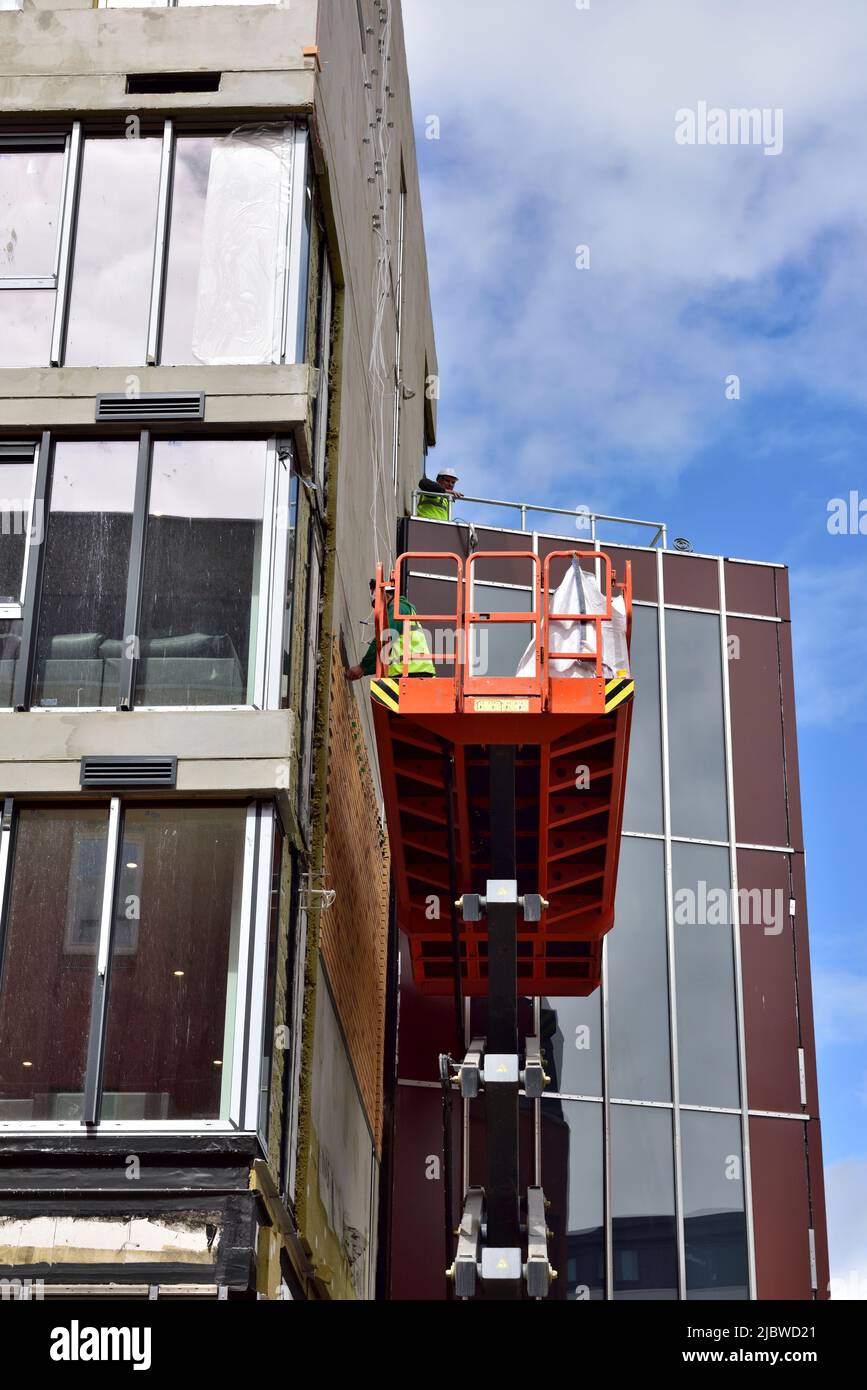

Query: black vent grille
[80,756,178,789]
[95,393,205,423]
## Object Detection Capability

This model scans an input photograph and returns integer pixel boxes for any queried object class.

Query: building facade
[0,0,436,1299]
[386,512,829,1302]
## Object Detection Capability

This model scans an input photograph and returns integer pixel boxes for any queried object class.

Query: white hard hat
[437,467,459,480]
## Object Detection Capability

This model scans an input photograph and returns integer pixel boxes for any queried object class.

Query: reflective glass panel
[607,836,671,1101]
[682,1109,749,1300]
[0,807,107,1122]
[101,804,247,1121]
[0,458,34,603]
[611,1104,677,1299]
[622,604,663,833]
[135,440,267,706]
[32,441,137,709]
[0,288,55,367]
[673,841,740,1109]
[665,608,729,841]
[65,138,161,366]
[540,992,602,1097]
[542,1099,605,1299]
[0,147,63,278]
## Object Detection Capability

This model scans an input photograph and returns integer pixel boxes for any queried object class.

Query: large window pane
[682,1110,749,1300]
[0,619,22,705]
[65,138,162,366]
[32,441,137,709]
[673,842,741,1109]
[665,609,729,841]
[607,836,671,1102]
[622,605,663,833]
[0,458,35,603]
[0,147,63,278]
[611,1104,678,1299]
[135,440,267,706]
[0,807,108,1121]
[161,129,291,366]
[101,804,247,1122]
[542,1099,604,1299]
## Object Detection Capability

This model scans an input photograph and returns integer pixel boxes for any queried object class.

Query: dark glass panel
[0,459,33,602]
[665,608,729,841]
[611,1104,677,1299]
[100,804,247,1121]
[607,836,671,1102]
[681,1109,749,1300]
[542,1099,605,1299]
[32,441,137,708]
[135,440,266,707]
[622,604,663,833]
[0,807,107,1121]
[540,992,602,1097]
[672,842,740,1109]
[0,618,22,705]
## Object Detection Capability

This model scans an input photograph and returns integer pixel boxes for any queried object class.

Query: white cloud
[403,0,867,504]
[826,1158,867,1298]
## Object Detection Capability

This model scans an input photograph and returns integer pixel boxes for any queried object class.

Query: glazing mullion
[16,440,41,609]
[147,120,175,367]
[718,556,758,1299]
[50,122,83,367]
[118,432,152,711]
[82,797,122,1126]
[656,547,687,1300]
[13,432,52,711]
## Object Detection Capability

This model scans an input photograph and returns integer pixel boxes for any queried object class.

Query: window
[681,1110,749,1300]
[611,1104,678,1300]
[7,434,294,713]
[0,443,37,703]
[665,608,729,841]
[0,123,308,369]
[0,139,66,367]
[0,800,278,1128]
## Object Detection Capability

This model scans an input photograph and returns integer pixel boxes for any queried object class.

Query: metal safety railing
[377,551,633,697]
[410,491,667,549]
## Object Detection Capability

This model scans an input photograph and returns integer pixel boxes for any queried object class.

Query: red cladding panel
[749,1115,813,1300]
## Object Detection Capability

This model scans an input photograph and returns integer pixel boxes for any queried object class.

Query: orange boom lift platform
[369,548,634,1297]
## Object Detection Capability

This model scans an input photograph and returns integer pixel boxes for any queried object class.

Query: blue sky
[403,0,867,1294]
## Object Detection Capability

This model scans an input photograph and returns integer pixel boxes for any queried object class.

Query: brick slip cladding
[321,643,391,1149]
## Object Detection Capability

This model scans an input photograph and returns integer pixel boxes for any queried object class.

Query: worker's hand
[344,665,364,681]
[452,490,464,499]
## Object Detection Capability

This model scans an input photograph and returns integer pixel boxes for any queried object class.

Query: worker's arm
[418,474,448,494]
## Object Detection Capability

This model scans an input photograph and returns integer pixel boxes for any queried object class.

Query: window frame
[0,796,278,1134]
[1,121,309,370]
[6,431,295,715]
[0,440,39,622]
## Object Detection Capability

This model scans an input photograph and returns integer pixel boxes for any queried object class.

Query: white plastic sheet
[191,126,292,366]
[516,558,630,679]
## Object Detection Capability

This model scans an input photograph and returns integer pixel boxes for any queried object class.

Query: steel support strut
[484,746,521,1280]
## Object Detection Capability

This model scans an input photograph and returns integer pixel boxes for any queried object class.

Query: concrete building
[0,0,436,1299]
[385,508,829,1301]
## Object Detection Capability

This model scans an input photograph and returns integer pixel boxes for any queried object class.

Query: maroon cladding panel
[397,937,461,1082]
[662,553,719,609]
[774,567,791,622]
[728,618,789,848]
[777,620,804,852]
[389,1083,460,1301]
[749,1116,813,1300]
[724,560,778,618]
[737,850,801,1114]
[791,852,820,1113]
[604,545,657,602]
[806,1119,831,1300]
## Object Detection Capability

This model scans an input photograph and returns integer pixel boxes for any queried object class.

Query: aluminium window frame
[2,120,309,369]
[0,439,40,622]
[8,432,291,715]
[0,796,278,1135]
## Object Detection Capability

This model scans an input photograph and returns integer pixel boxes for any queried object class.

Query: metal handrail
[410,490,667,548]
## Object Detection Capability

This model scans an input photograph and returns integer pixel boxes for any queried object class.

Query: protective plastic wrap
[191,126,293,366]
[517,558,630,679]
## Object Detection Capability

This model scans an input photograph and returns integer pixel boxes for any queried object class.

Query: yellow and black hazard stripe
[604,675,635,713]
[370,676,400,712]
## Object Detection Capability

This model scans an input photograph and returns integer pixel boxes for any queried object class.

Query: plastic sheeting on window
[191,126,293,367]
[517,558,630,679]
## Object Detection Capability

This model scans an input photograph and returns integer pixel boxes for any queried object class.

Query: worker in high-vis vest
[415,467,463,521]
[344,580,436,681]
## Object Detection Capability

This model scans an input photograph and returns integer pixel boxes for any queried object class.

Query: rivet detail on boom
[604,676,635,713]
[371,677,401,712]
